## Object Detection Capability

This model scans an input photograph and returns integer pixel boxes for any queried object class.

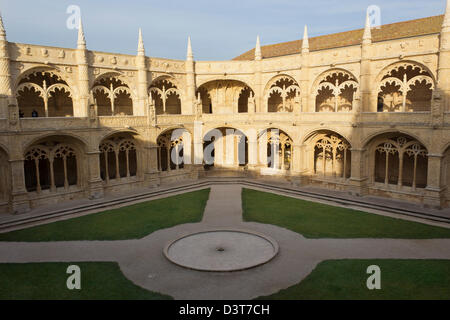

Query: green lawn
[257,259,450,300]
[242,188,450,238]
[0,262,172,300]
[0,189,210,242]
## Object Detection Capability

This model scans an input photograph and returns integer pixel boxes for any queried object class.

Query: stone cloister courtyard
[1,0,450,301]
[0,183,450,300]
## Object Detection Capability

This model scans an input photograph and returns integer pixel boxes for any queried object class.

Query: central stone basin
[164,229,279,272]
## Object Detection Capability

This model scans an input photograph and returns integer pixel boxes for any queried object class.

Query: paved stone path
[0,184,450,299]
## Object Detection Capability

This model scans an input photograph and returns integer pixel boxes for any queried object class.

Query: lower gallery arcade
[0,125,443,215]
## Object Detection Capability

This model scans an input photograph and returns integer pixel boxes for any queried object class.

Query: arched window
[315,70,358,112]
[16,70,73,118]
[92,76,133,116]
[258,129,292,170]
[266,76,300,113]
[203,128,248,168]
[149,79,181,115]
[157,130,185,171]
[314,134,351,178]
[377,63,434,112]
[24,143,78,193]
[197,80,253,114]
[99,136,137,183]
[374,136,428,190]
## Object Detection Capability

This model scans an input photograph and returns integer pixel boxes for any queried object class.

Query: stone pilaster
[348,148,369,196]
[86,151,104,199]
[9,159,30,214]
[423,153,445,208]
[143,145,160,187]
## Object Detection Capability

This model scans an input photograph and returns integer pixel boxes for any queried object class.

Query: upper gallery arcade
[0,1,449,214]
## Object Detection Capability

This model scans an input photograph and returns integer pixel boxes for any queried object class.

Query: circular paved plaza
[0,185,450,299]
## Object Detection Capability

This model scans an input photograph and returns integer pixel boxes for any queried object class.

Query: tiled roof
[233,15,443,60]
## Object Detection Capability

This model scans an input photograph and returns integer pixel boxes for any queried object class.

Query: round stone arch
[372,60,436,112]
[149,75,183,115]
[98,129,144,150]
[22,134,89,193]
[310,68,359,93]
[196,75,254,89]
[196,79,255,114]
[13,65,78,96]
[92,71,137,116]
[361,128,429,152]
[310,68,359,113]
[373,60,437,89]
[301,127,353,147]
[301,129,353,179]
[262,74,300,113]
[156,127,192,171]
[362,131,429,190]
[150,74,183,90]
[93,71,137,94]
[22,132,89,155]
[98,130,143,182]
[202,127,248,168]
[257,128,294,171]
[14,66,77,118]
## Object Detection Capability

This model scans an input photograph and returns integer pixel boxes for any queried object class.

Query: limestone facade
[1,5,450,214]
